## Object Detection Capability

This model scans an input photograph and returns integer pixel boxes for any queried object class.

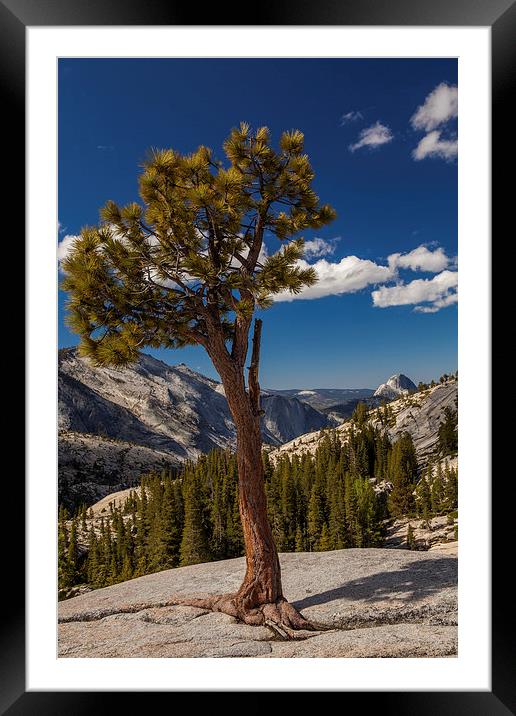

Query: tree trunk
[231,388,283,609]
[213,324,282,609]
[184,319,315,634]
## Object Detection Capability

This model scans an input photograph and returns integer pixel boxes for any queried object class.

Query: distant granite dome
[373,374,417,400]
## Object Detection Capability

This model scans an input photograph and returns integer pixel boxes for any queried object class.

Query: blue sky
[58,58,458,389]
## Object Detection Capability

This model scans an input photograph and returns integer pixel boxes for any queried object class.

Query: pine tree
[280,464,297,551]
[438,407,458,456]
[210,474,227,559]
[387,433,417,518]
[58,511,70,591]
[61,123,336,631]
[354,477,382,547]
[352,402,368,428]
[179,479,210,566]
[307,483,325,551]
[86,527,100,586]
[416,473,432,524]
[328,475,347,549]
[266,459,286,550]
[317,523,331,551]
[431,462,446,514]
[120,552,133,582]
[295,526,305,552]
[66,517,79,587]
[344,471,358,545]
[444,465,458,512]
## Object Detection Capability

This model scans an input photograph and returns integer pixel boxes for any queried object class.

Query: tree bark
[183,318,315,635]
[216,319,282,609]
[232,387,283,610]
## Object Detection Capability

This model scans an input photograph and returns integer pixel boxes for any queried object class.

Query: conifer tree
[307,483,325,551]
[210,475,226,559]
[344,472,359,544]
[438,407,458,456]
[351,402,368,428]
[86,527,100,586]
[66,517,79,587]
[328,475,347,549]
[387,433,417,518]
[444,464,458,512]
[280,465,297,551]
[353,477,382,547]
[120,552,133,582]
[416,473,432,524]
[58,512,70,591]
[295,525,305,552]
[62,123,335,632]
[179,478,210,566]
[317,523,331,552]
[431,462,446,514]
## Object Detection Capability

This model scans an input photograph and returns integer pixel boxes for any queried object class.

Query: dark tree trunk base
[175,593,326,640]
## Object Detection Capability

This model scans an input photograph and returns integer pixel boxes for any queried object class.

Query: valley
[58,365,458,601]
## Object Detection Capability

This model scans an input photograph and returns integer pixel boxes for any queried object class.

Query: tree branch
[247,318,263,416]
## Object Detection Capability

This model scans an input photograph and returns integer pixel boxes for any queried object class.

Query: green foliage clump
[387,433,418,518]
[415,460,458,517]
[438,406,458,456]
[61,123,336,368]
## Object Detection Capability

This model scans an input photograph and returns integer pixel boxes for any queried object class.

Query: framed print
[4,0,512,710]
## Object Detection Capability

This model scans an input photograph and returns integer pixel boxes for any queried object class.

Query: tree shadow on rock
[293,557,457,610]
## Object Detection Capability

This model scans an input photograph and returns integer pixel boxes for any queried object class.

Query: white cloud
[230,239,268,268]
[414,292,458,313]
[412,130,458,161]
[411,83,458,132]
[256,242,268,265]
[57,234,79,268]
[371,270,458,311]
[303,237,339,259]
[388,245,450,273]
[275,255,395,302]
[340,110,363,125]
[349,122,393,152]
[410,83,458,162]
[58,227,457,314]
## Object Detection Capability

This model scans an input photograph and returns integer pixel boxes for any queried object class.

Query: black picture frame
[4,0,511,710]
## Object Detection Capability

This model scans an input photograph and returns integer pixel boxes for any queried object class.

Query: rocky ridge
[384,515,458,551]
[270,379,457,466]
[59,348,334,508]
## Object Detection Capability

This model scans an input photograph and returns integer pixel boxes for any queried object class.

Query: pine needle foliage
[61,124,336,366]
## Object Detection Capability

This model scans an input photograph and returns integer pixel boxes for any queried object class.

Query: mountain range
[58,347,429,509]
[59,348,334,507]
[271,378,457,467]
[269,387,374,410]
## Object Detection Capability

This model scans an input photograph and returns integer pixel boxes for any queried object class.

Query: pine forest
[58,403,458,596]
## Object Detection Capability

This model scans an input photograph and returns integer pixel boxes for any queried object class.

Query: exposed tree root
[175,593,331,640]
